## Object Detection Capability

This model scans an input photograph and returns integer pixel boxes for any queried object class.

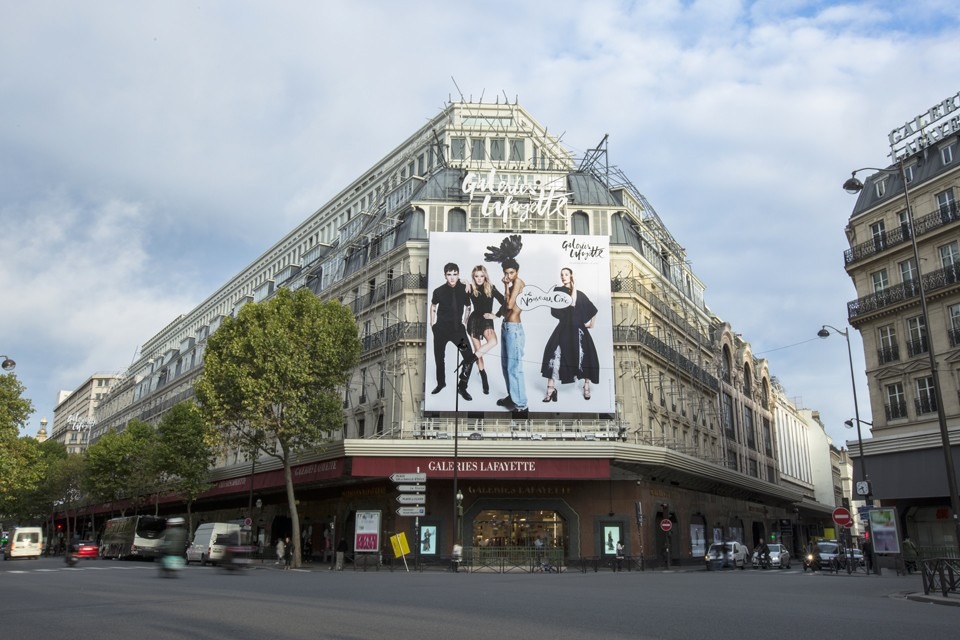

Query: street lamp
[844,160,960,555]
[1,355,15,372]
[818,323,878,573]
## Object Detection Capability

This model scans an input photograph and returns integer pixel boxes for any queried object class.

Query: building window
[899,258,916,285]
[936,190,955,217]
[941,142,955,165]
[359,368,367,404]
[903,163,915,183]
[870,220,886,250]
[722,393,735,440]
[885,382,907,420]
[871,269,889,293]
[874,179,886,198]
[571,211,589,235]
[906,316,928,357]
[940,241,960,268]
[743,363,752,396]
[447,207,467,232]
[490,138,505,161]
[450,137,466,160]
[509,138,524,161]
[357,418,365,439]
[471,138,485,161]
[877,324,899,364]
[915,376,937,414]
[950,304,960,347]
[744,407,755,450]
[721,346,732,383]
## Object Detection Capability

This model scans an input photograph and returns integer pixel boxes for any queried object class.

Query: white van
[4,527,44,560]
[186,522,241,565]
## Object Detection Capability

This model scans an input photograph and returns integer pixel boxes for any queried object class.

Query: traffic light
[770,533,776,541]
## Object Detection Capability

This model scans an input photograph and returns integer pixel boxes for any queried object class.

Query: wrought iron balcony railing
[847,263,960,320]
[845,201,960,266]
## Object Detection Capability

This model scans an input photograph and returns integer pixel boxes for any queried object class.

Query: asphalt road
[0,557,953,639]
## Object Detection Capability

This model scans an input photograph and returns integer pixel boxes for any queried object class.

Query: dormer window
[903,163,915,183]
[942,142,956,166]
[874,178,886,198]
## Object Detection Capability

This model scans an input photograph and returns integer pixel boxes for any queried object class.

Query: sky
[2,0,959,447]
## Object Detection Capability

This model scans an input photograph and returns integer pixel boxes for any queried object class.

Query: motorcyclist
[160,517,187,569]
[758,540,771,568]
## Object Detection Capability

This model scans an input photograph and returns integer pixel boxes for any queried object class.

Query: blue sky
[2,0,959,446]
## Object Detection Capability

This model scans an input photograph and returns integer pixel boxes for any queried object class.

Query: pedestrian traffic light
[770,533,776,541]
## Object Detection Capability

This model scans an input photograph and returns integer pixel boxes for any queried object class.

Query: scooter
[804,550,822,572]
[158,553,185,577]
[64,551,79,567]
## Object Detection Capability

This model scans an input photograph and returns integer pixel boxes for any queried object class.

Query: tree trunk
[282,449,301,568]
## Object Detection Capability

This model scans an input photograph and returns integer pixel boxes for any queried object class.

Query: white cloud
[1,0,959,446]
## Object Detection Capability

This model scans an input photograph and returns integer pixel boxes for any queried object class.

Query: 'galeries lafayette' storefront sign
[352,456,609,479]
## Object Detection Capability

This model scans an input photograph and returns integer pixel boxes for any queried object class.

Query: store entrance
[471,509,567,551]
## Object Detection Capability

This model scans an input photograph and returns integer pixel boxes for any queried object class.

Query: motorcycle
[64,552,79,567]
[804,550,822,572]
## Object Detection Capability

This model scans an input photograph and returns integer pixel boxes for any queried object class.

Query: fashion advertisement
[354,510,381,553]
[424,232,613,414]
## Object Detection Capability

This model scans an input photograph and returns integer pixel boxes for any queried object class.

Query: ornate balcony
[845,201,960,266]
[847,263,960,320]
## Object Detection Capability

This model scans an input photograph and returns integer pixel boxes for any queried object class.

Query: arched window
[571,210,589,235]
[447,207,467,232]
[743,363,752,396]
[720,345,732,384]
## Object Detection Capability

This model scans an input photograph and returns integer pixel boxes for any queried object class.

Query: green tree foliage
[84,420,161,514]
[195,288,361,567]
[156,401,215,533]
[0,373,36,508]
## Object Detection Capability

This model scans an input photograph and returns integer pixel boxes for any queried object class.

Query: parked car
[705,541,748,570]
[752,543,791,569]
[75,540,99,559]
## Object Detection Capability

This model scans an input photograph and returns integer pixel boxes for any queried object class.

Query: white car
[752,543,791,569]
[705,541,748,570]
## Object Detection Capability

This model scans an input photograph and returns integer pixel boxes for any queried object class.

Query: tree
[0,373,36,507]
[156,401,215,533]
[84,420,161,514]
[195,288,361,568]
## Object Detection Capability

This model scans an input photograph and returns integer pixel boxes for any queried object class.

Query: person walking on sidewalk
[336,538,348,571]
[275,537,285,565]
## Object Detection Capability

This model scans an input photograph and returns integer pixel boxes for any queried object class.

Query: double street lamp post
[844,160,960,555]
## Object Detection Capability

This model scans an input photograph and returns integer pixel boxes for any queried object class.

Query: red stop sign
[832,507,853,528]
[660,519,673,532]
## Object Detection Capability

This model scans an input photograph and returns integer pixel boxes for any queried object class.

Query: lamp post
[844,160,960,555]
[817,323,879,573]
[453,343,462,550]
[1,355,15,372]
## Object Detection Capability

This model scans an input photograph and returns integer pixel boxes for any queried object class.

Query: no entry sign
[660,519,673,532]
[832,507,853,528]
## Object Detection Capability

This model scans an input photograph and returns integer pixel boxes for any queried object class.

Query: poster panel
[420,525,437,555]
[868,507,900,554]
[602,525,621,555]
[354,510,381,553]
[424,232,613,413]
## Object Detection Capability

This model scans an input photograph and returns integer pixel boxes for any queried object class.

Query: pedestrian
[275,537,285,565]
[862,539,874,574]
[336,538,347,571]
[903,537,919,573]
[615,540,625,572]
[451,541,463,572]
[283,536,293,569]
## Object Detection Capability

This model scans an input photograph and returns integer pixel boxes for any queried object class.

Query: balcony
[885,400,908,420]
[906,336,929,358]
[848,263,960,320]
[845,201,960,266]
[915,396,938,415]
[877,344,900,364]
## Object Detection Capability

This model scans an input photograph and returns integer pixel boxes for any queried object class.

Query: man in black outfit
[430,262,476,401]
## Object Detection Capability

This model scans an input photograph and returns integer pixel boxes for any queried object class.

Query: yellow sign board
[390,532,410,558]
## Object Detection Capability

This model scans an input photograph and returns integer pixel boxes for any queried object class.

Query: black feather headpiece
[483,234,523,265]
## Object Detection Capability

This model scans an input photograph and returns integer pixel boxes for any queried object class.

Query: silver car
[752,543,791,569]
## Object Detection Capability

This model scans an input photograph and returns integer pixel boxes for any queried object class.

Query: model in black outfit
[540,267,599,401]
[465,265,505,394]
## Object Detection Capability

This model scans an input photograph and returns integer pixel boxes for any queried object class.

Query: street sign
[660,519,673,532]
[396,494,426,505]
[396,506,426,517]
[858,506,870,521]
[390,472,427,483]
[832,507,853,528]
[395,484,426,493]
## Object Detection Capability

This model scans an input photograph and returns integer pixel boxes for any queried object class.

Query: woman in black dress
[466,265,505,394]
[540,267,599,401]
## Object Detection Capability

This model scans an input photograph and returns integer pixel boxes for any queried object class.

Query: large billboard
[425,232,613,414]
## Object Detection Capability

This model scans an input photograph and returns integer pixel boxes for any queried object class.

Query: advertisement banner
[867,507,900,554]
[354,510,381,553]
[424,232,613,413]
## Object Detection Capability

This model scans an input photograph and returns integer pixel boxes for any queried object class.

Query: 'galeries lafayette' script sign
[462,169,569,221]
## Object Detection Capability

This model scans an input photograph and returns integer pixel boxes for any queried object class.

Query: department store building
[89,100,835,565]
